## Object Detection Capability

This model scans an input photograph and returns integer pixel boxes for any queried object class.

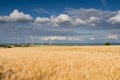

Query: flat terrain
[0,46,120,80]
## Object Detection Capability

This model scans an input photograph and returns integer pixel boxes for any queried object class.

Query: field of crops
[0,46,120,80]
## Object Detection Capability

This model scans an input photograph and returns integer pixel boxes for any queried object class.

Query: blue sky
[0,0,120,43]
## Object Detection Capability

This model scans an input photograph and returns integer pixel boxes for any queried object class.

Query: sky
[0,0,120,43]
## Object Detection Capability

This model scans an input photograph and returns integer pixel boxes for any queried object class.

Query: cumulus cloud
[34,13,100,27]
[107,11,120,24]
[65,8,120,29]
[34,8,119,28]
[74,18,86,25]
[34,14,72,27]
[73,16,99,26]
[86,16,100,23]
[34,17,50,26]
[1,8,120,30]
[0,9,33,23]
[50,14,72,27]
[107,34,119,40]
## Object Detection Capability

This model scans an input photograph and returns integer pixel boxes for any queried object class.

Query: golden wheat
[0,46,120,80]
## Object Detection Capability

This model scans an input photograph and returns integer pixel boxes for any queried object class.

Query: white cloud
[86,16,99,23]
[65,8,116,21]
[107,34,119,40]
[74,18,86,25]
[67,37,80,41]
[1,8,119,30]
[34,17,50,25]
[107,11,120,24]
[42,36,66,41]
[42,36,81,41]
[53,14,71,22]
[49,9,101,27]
[50,14,71,27]
[34,14,72,27]
[89,37,96,40]
[33,8,120,28]
[0,9,33,22]
[57,37,67,40]
[34,14,100,27]
[73,16,99,26]
[0,16,10,22]
[86,16,100,26]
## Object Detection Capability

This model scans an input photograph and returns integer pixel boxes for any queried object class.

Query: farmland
[0,46,120,80]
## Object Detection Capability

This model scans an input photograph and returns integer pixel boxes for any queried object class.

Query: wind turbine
[41,38,44,46]
[49,39,52,45]
[39,38,41,45]
[30,35,33,46]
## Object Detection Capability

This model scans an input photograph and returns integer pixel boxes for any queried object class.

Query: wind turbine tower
[49,39,52,45]
[30,35,33,46]
[41,39,44,46]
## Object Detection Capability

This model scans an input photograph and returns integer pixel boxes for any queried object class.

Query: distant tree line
[0,44,31,48]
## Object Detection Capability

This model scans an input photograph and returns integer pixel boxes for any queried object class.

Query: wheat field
[0,46,120,80]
